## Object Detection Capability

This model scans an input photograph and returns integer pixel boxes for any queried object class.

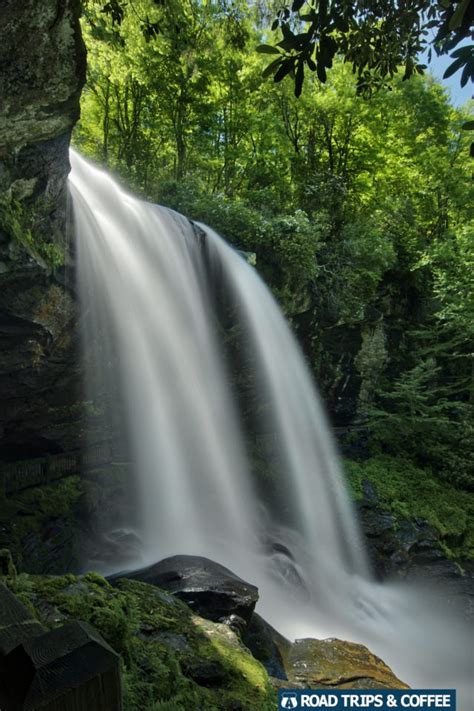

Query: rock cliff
[0,0,87,572]
[0,0,86,462]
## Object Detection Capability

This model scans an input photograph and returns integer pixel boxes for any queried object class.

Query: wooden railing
[0,441,127,495]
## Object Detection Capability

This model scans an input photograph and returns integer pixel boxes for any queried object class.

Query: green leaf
[461,121,474,131]
[460,61,472,87]
[256,44,281,54]
[450,44,474,58]
[449,0,470,30]
[262,58,283,78]
[443,56,464,79]
[274,60,294,82]
[316,60,327,83]
[292,0,306,11]
[277,38,299,51]
[295,61,305,97]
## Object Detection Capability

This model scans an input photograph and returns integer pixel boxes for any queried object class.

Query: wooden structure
[0,583,122,710]
[0,440,127,496]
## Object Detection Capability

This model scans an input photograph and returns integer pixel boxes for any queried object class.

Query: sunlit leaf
[257,44,281,54]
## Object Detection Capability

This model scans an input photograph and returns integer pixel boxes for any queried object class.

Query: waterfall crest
[70,150,472,701]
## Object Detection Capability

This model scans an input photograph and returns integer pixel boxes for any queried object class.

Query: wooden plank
[1,621,122,711]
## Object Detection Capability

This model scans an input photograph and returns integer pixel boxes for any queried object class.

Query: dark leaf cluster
[262,0,474,99]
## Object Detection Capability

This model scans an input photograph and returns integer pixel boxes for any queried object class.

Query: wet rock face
[0,0,87,576]
[109,555,260,624]
[0,0,86,244]
[0,272,86,472]
[357,481,474,620]
[0,0,86,463]
[285,638,408,689]
[0,0,86,150]
[0,272,81,457]
[243,612,290,681]
[0,0,86,248]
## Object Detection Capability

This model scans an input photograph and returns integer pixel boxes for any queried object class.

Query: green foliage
[0,196,64,270]
[0,477,83,571]
[264,0,473,99]
[92,0,473,103]
[158,182,324,299]
[365,341,474,489]
[345,455,474,559]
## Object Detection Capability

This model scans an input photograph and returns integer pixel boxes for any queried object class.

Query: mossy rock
[285,637,409,689]
[345,455,474,560]
[0,476,84,574]
[4,573,276,710]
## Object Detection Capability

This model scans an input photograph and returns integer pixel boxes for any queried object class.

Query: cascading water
[70,150,472,704]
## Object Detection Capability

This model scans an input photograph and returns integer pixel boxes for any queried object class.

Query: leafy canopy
[258,0,473,98]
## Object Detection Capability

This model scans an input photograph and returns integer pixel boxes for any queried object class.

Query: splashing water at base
[70,151,472,704]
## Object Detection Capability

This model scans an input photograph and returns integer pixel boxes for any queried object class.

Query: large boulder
[243,616,408,691]
[3,572,276,710]
[0,582,44,656]
[285,637,408,690]
[109,555,259,624]
[243,612,290,681]
[2,571,409,707]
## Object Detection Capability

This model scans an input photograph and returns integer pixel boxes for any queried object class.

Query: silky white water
[70,150,472,703]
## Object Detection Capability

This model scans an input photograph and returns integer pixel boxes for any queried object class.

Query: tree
[77,1,473,483]
[91,1,474,97]
[258,0,473,98]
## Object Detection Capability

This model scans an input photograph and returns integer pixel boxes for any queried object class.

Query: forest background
[75,0,474,562]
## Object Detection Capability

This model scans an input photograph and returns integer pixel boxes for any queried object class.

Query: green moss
[0,195,64,270]
[345,455,474,559]
[5,573,276,711]
[0,476,83,570]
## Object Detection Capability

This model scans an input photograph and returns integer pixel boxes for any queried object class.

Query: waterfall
[70,150,472,702]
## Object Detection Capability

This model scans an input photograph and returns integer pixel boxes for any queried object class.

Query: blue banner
[278,690,456,710]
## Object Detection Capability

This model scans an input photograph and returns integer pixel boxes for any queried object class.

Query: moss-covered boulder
[285,637,408,690]
[0,476,84,574]
[5,573,276,710]
[2,570,411,708]
[243,612,290,681]
[109,555,260,625]
[0,461,137,576]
